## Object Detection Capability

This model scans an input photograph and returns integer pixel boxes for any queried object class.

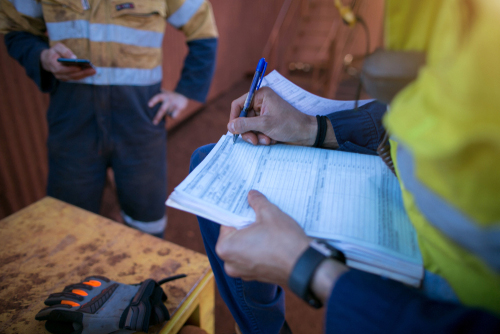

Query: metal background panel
[0,40,49,217]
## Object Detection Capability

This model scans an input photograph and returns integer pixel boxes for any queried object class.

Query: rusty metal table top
[0,197,211,334]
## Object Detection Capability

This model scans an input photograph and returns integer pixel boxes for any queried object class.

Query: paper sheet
[169,134,421,266]
[260,70,374,115]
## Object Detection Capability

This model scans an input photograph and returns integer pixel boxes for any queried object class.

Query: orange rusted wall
[0,0,286,218]
[0,41,50,218]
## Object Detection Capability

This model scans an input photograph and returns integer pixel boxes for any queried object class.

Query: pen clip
[256,61,267,90]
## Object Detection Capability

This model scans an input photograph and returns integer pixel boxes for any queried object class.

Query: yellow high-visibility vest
[385,0,500,314]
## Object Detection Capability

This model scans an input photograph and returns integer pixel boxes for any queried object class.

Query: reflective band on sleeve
[70,66,162,86]
[167,0,204,28]
[46,21,164,48]
[397,144,500,272]
[9,0,43,18]
[122,211,167,234]
[421,270,459,303]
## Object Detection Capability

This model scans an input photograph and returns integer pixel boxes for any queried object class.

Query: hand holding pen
[232,58,267,143]
[228,86,323,147]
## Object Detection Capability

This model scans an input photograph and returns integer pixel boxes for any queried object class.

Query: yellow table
[0,197,214,334]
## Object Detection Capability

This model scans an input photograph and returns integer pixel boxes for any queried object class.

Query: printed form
[168,135,421,268]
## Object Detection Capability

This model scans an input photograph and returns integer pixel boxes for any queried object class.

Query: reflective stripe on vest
[46,21,164,48]
[69,65,162,86]
[396,144,500,272]
[167,0,204,28]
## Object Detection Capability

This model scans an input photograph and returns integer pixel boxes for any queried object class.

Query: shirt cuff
[326,101,387,154]
[325,269,412,333]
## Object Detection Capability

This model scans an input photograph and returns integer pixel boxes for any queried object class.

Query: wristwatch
[288,239,346,308]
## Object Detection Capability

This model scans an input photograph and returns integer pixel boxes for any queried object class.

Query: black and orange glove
[35,275,186,334]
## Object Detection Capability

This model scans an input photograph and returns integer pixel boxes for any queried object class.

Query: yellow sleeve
[0,0,46,36]
[166,0,218,41]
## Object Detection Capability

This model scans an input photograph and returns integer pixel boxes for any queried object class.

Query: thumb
[53,43,77,59]
[229,116,272,135]
[247,190,272,214]
[219,225,237,239]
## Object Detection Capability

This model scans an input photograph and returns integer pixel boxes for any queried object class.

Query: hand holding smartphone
[57,58,94,69]
[41,43,96,81]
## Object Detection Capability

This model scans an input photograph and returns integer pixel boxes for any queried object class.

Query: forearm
[4,31,56,92]
[305,101,386,151]
[322,119,338,149]
[309,259,347,303]
[172,0,217,102]
[175,37,218,102]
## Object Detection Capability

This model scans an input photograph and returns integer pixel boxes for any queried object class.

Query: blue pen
[233,58,268,144]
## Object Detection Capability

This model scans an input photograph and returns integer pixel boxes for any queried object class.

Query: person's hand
[148,90,189,125]
[216,190,349,304]
[227,87,317,146]
[215,190,311,287]
[40,43,96,81]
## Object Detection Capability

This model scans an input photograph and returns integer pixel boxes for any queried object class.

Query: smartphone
[57,58,94,69]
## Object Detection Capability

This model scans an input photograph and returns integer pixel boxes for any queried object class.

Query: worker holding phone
[1,0,218,237]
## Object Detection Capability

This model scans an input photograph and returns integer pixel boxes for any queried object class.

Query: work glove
[35,274,186,334]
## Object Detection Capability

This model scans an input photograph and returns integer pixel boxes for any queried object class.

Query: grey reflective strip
[70,66,162,86]
[421,270,459,303]
[167,0,204,28]
[122,211,167,234]
[46,20,88,40]
[397,144,500,272]
[9,0,43,18]
[46,21,164,48]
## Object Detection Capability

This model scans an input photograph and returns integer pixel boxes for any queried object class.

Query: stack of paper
[167,135,423,286]
[167,71,423,286]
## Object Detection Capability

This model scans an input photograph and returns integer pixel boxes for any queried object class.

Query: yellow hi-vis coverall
[385,0,500,315]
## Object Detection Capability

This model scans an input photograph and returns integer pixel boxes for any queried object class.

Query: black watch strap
[288,240,346,308]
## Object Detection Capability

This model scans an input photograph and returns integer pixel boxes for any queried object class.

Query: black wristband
[313,116,328,148]
[288,240,345,308]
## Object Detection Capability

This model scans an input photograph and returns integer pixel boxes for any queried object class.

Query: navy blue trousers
[46,82,167,222]
[190,144,285,334]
